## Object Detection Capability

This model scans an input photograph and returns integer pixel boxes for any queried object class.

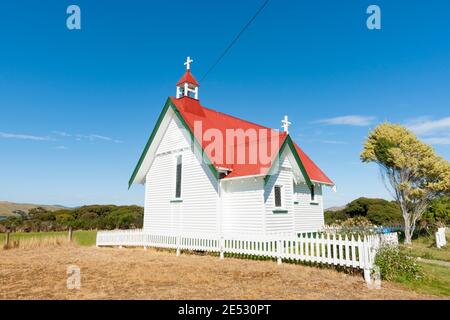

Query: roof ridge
[174,96,283,132]
[201,105,282,133]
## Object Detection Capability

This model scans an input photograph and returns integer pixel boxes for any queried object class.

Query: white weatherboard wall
[293,183,324,233]
[263,148,325,234]
[264,150,295,234]
[144,112,219,234]
[221,178,265,235]
[180,149,219,233]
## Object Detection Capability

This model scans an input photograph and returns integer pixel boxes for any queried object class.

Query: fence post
[143,232,147,250]
[277,239,282,265]
[68,227,73,242]
[219,236,224,260]
[144,232,148,250]
[176,234,181,257]
[4,231,10,249]
[363,236,372,284]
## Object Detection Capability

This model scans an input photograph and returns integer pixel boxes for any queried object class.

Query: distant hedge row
[325,197,450,228]
[0,205,143,232]
[325,197,403,226]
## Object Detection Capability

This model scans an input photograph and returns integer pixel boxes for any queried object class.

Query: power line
[200,0,270,82]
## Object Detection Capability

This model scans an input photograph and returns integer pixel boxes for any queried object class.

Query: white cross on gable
[281,115,291,134]
[184,56,193,70]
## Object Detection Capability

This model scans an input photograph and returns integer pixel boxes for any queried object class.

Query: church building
[129,57,334,236]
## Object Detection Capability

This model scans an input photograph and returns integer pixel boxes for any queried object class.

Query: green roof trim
[171,106,219,180]
[263,135,313,188]
[128,97,218,189]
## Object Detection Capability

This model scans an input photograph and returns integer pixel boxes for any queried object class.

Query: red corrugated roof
[171,96,334,185]
[176,70,199,87]
[293,143,334,185]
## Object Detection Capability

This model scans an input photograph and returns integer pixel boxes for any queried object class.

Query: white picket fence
[96,229,398,282]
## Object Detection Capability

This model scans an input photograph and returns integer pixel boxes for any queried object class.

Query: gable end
[263,136,313,189]
[128,97,218,188]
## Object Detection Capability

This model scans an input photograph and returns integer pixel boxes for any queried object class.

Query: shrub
[324,210,349,225]
[375,246,423,281]
[339,216,373,228]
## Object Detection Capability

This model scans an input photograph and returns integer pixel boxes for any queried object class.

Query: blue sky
[1,0,449,208]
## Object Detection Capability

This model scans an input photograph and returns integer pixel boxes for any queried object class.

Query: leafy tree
[345,200,368,218]
[2,216,24,232]
[325,197,403,226]
[28,207,49,218]
[421,196,450,227]
[12,210,27,219]
[55,212,75,228]
[324,210,349,225]
[28,207,56,221]
[361,123,450,244]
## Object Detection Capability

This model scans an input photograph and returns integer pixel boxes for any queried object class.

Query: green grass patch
[396,262,450,297]
[0,230,97,246]
[391,235,450,297]
[401,235,450,262]
[73,230,97,246]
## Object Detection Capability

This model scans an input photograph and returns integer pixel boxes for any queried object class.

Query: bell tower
[176,56,199,100]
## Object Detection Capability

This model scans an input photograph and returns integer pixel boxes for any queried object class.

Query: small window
[274,186,282,208]
[310,185,315,201]
[175,155,182,199]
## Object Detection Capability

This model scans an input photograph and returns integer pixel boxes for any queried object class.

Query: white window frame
[310,184,320,205]
[273,185,287,212]
[293,179,300,205]
[172,153,183,201]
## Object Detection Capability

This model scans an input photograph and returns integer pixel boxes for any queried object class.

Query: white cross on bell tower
[176,56,200,99]
[184,56,193,70]
[281,115,291,134]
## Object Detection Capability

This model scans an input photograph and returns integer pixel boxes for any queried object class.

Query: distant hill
[0,201,66,217]
[325,205,347,212]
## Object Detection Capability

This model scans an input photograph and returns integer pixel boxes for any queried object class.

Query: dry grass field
[0,243,440,300]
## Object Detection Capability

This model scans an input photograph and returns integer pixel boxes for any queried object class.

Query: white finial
[281,115,291,134]
[184,56,193,70]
